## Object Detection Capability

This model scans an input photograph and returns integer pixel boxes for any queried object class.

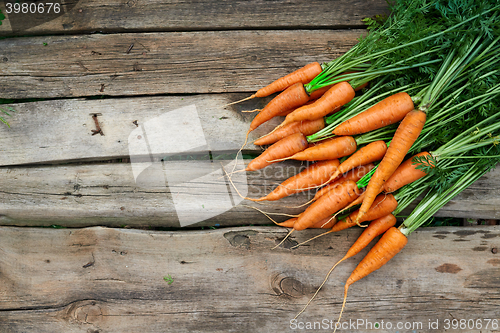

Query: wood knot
[271,273,305,297]
[75,302,103,324]
[61,300,108,325]
[223,230,257,249]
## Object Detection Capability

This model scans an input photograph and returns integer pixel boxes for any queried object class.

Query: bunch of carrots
[224,0,500,325]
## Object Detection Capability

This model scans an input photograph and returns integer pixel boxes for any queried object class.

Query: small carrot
[327,141,387,183]
[281,81,355,127]
[335,227,408,329]
[245,132,308,171]
[249,82,310,132]
[226,62,322,106]
[278,216,337,229]
[254,118,325,146]
[331,193,398,231]
[356,110,426,224]
[293,180,360,231]
[384,151,432,192]
[272,136,357,162]
[338,151,434,214]
[295,214,396,319]
[333,92,414,136]
[307,72,368,100]
[313,163,376,201]
[292,193,398,248]
[252,159,340,201]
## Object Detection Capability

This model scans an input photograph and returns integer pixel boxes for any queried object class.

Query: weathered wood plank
[0,94,281,166]
[0,0,388,36]
[0,161,498,227]
[0,226,499,333]
[0,30,362,99]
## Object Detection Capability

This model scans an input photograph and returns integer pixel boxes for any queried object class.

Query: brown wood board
[0,30,362,99]
[0,225,499,332]
[0,161,498,227]
[0,0,388,36]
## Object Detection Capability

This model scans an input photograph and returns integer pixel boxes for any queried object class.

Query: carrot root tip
[223,94,256,107]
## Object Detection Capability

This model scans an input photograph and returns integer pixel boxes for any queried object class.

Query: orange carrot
[327,141,387,182]
[344,214,397,258]
[356,110,426,224]
[313,163,376,201]
[245,132,308,171]
[275,136,357,162]
[295,214,396,319]
[294,180,359,231]
[281,81,355,127]
[291,193,398,249]
[330,193,398,232]
[254,62,322,98]
[336,227,408,329]
[278,216,337,229]
[338,151,433,214]
[254,118,325,146]
[226,62,322,106]
[307,73,368,101]
[346,226,407,284]
[384,151,432,192]
[252,159,340,201]
[333,92,414,136]
[249,82,310,132]
[276,100,316,117]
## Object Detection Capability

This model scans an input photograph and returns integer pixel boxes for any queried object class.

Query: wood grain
[0,30,362,99]
[0,0,388,36]
[0,161,498,227]
[0,94,272,166]
[0,225,499,332]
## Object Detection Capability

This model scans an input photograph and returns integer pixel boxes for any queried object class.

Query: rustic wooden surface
[0,30,361,99]
[0,95,271,166]
[1,93,499,226]
[1,1,498,333]
[0,161,499,228]
[1,225,499,333]
[0,0,388,36]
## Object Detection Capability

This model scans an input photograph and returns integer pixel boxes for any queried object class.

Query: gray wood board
[0,30,362,99]
[0,94,280,166]
[0,161,498,227]
[0,0,388,36]
[1,225,499,332]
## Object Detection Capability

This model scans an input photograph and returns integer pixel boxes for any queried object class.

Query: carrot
[307,73,368,101]
[273,136,357,162]
[338,152,433,214]
[313,163,376,201]
[294,180,359,231]
[277,100,316,117]
[255,62,322,97]
[384,151,432,192]
[327,140,387,183]
[335,227,408,330]
[295,214,396,319]
[245,132,308,171]
[331,193,398,232]
[278,216,337,229]
[355,110,426,224]
[281,81,355,127]
[226,62,322,106]
[253,159,340,201]
[333,92,414,136]
[249,82,310,132]
[292,193,398,248]
[254,118,325,146]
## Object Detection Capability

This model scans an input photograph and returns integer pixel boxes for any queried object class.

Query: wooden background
[1,1,499,332]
